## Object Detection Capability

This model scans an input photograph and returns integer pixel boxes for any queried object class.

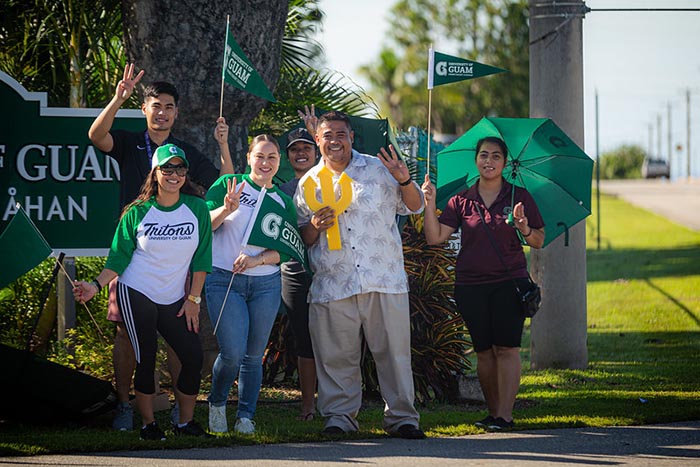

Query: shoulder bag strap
[474,203,528,294]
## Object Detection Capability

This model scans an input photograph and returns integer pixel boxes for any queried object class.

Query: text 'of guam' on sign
[0,70,145,255]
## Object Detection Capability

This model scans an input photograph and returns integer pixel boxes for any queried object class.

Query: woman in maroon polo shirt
[421,136,545,432]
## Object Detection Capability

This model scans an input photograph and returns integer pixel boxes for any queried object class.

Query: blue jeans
[206,267,281,419]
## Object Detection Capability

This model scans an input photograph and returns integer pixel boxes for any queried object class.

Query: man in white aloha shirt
[294,110,427,439]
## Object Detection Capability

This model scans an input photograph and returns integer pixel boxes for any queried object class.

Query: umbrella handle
[557,222,569,246]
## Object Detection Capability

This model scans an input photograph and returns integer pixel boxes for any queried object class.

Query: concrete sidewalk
[598,179,700,231]
[1,421,698,466]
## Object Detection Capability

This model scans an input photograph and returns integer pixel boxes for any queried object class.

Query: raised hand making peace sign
[297,104,318,135]
[116,63,145,102]
[224,177,245,214]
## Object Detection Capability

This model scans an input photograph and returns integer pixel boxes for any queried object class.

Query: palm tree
[250,0,380,135]
[0,0,125,108]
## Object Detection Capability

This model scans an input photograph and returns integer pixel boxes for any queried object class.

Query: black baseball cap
[286,128,315,149]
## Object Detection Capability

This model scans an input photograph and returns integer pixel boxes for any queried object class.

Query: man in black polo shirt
[89,63,233,431]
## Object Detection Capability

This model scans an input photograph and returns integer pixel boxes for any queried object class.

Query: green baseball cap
[152,143,189,169]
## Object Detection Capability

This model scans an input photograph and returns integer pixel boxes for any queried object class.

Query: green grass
[2,191,699,456]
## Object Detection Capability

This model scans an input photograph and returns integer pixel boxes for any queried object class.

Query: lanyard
[144,130,168,162]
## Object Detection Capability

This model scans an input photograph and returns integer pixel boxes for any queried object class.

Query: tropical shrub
[401,213,472,402]
[0,257,113,379]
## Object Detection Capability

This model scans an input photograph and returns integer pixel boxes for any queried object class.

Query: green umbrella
[436,116,594,247]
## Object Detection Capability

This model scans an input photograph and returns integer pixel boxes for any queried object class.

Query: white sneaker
[208,403,228,433]
[234,417,256,434]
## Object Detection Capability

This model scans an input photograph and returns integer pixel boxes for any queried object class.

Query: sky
[316,0,700,179]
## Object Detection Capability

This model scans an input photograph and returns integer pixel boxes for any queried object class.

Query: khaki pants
[309,292,420,433]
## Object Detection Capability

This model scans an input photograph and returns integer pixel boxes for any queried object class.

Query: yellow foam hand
[303,166,353,250]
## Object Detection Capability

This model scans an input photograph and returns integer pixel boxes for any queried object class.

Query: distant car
[642,158,670,179]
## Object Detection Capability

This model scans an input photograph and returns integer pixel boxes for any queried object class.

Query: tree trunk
[121,0,288,372]
[121,0,289,171]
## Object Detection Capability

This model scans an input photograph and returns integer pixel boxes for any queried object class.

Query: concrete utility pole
[687,89,692,179]
[657,113,662,160]
[529,0,588,369]
[668,102,672,176]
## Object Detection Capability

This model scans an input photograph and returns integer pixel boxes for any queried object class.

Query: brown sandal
[297,412,315,421]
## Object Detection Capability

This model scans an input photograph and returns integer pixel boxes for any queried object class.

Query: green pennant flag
[0,205,53,288]
[222,25,276,102]
[242,188,307,270]
[428,48,507,89]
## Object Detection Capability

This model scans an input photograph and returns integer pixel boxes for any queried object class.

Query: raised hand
[214,117,229,145]
[512,202,529,232]
[116,63,145,101]
[378,145,411,185]
[297,104,318,134]
[224,177,245,214]
[421,174,436,206]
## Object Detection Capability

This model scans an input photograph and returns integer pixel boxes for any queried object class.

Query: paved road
[1,421,698,466]
[598,179,700,231]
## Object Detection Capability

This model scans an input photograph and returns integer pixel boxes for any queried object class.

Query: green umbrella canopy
[436,116,594,247]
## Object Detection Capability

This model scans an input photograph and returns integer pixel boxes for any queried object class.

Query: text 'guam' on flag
[427,48,507,90]
[222,24,276,102]
[242,188,307,270]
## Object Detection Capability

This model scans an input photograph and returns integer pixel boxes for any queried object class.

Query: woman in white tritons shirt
[73,144,212,441]
[204,134,296,435]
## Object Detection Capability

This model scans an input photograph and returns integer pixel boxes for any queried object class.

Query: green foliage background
[360,0,530,133]
[599,144,646,179]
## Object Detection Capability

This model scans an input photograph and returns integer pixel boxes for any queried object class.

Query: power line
[589,8,700,12]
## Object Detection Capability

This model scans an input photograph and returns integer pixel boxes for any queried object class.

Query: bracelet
[91,279,102,292]
[522,228,533,237]
[398,177,412,186]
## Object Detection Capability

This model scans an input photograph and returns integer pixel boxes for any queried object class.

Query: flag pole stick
[219,15,230,118]
[426,45,434,180]
[54,256,107,341]
[427,89,433,178]
[213,270,235,335]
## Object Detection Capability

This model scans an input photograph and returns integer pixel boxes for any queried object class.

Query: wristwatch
[187,294,201,304]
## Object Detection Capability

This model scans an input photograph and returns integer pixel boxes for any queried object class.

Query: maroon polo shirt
[439,179,544,285]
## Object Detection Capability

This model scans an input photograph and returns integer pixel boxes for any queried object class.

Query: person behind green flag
[280,125,318,422]
[0,205,52,289]
[221,21,276,103]
[204,134,296,435]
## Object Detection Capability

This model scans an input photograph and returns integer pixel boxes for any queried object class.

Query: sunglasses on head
[159,164,188,176]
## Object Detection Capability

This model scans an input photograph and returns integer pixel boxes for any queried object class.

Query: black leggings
[281,265,314,359]
[117,282,203,395]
